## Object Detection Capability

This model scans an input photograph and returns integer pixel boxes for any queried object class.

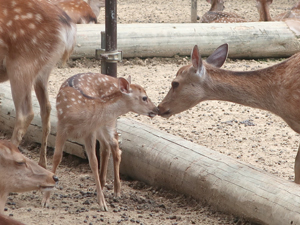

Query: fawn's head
[158,44,229,118]
[207,0,225,11]
[119,76,158,118]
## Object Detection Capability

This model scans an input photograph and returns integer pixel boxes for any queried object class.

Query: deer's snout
[148,107,159,118]
[157,105,171,118]
[53,175,59,183]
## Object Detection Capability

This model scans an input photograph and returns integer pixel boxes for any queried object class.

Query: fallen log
[73,21,300,59]
[1,82,300,224]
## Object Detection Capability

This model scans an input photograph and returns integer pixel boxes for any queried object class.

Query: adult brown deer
[158,43,300,184]
[42,73,158,211]
[51,0,97,24]
[0,0,76,168]
[200,0,247,23]
[0,140,58,212]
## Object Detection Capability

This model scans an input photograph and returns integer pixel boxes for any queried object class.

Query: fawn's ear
[206,0,211,3]
[206,43,228,68]
[191,45,203,76]
[119,77,131,94]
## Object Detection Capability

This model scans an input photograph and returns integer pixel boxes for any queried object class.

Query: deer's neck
[203,64,282,112]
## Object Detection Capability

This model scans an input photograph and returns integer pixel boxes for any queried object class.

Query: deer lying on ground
[200,0,247,23]
[42,73,158,211]
[256,0,300,21]
[51,0,97,24]
[0,0,76,168]
[0,140,58,212]
[158,43,300,184]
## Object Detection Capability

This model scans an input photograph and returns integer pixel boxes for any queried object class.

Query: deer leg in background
[34,75,52,168]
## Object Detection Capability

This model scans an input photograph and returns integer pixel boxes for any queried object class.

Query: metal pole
[191,0,197,23]
[103,0,117,77]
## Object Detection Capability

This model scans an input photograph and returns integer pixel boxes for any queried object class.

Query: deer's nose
[53,175,59,182]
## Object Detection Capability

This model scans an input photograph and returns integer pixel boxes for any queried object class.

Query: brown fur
[200,0,247,23]
[0,140,57,212]
[158,44,300,184]
[42,73,158,211]
[0,0,76,168]
[0,214,25,225]
[51,0,97,24]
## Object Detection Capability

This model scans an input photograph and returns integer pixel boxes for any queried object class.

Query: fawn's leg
[98,138,110,190]
[85,133,108,211]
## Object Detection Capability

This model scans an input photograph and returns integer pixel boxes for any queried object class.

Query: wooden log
[118,118,300,225]
[1,82,300,224]
[73,22,300,59]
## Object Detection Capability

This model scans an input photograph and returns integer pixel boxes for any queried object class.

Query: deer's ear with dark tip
[118,77,130,94]
[206,43,228,68]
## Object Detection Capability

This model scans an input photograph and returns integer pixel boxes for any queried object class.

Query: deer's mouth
[148,112,157,118]
[158,109,172,118]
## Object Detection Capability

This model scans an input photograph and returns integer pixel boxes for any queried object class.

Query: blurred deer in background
[42,73,158,211]
[200,0,247,23]
[256,0,300,21]
[0,0,76,168]
[158,43,300,184]
[87,0,105,20]
[51,0,97,24]
[0,140,58,212]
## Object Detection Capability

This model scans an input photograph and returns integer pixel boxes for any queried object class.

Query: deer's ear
[191,45,203,76]
[118,77,131,94]
[206,43,228,68]
[127,75,131,84]
[206,0,211,3]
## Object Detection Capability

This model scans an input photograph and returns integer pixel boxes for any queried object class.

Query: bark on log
[73,21,300,59]
[1,82,300,224]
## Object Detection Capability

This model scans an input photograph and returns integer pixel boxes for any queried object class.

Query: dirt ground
[2,0,300,224]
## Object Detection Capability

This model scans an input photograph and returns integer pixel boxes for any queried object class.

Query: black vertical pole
[104,0,117,77]
[97,0,118,167]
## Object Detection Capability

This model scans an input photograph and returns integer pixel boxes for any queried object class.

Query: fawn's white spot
[58,108,63,115]
[28,23,36,29]
[6,20,13,27]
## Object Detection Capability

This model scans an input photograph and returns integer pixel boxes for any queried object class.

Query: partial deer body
[201,0,247,23]
[158,43,300,184]
[51,0,97,24]
[0,140,58,212]
[256,0,300,21]
[43,73,158,211]
[0,214,25,225]
[256,0,273,21]
[87,0,105,19]
[0,0,76,168]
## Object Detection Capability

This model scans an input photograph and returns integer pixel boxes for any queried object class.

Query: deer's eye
[142,96,148,101]
[16,160,26,166]
[172,81,179,89]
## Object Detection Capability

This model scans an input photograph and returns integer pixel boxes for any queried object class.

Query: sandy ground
[2,0,300,224]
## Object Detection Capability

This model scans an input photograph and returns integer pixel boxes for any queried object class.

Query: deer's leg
[34,77,51,168]
[85,133,108,211]
[295,144,300,184]
[98,138,110,190]
[42,126,67,207]
[107,127,122,197]
[9,75,34,147]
